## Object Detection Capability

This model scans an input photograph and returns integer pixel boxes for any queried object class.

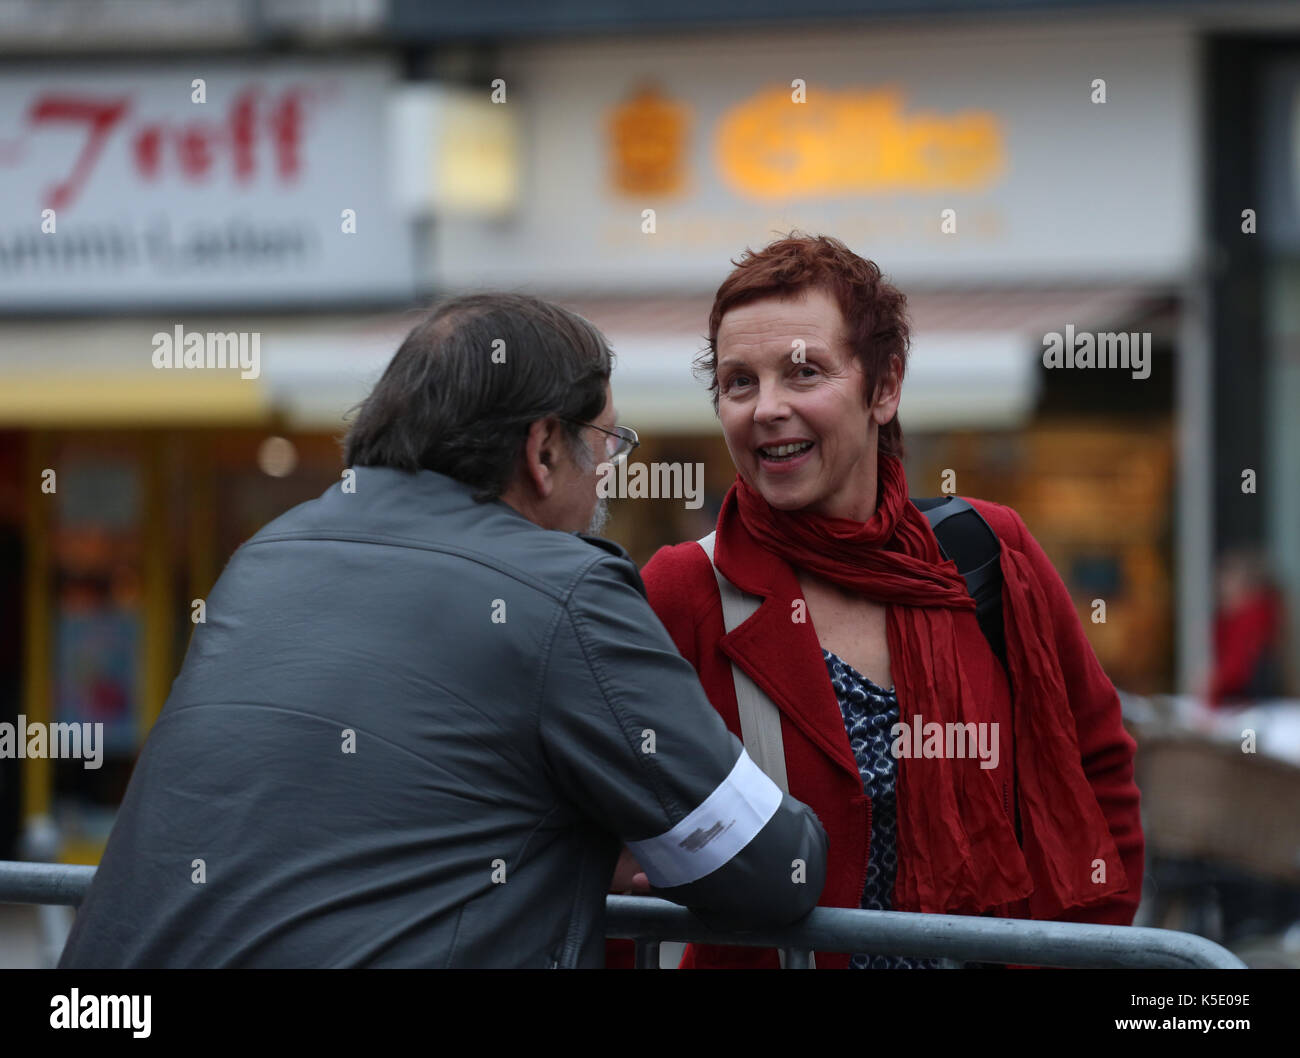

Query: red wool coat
[628,496,1144,970]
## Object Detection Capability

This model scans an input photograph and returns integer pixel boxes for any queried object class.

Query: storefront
[0,314,422,861]
[0,58,418,862]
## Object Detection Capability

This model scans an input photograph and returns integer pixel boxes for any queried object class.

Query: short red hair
[697,232,910,460]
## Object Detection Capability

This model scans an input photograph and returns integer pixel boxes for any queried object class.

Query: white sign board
[433,21,1197,291]
[0,59,415,308]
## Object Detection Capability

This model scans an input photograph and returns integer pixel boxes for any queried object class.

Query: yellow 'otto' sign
[715,85,1006,199]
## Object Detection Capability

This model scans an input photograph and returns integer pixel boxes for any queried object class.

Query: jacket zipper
[554,847,592,968]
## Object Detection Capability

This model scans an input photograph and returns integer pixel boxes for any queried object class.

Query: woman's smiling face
[715,287,901,521]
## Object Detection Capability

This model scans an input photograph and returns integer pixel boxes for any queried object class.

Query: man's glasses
[563,421,640,464]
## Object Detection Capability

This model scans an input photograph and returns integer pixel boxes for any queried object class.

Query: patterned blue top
[822,648,940,970]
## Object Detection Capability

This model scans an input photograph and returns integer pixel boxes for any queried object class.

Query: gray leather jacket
[60,466,827,967]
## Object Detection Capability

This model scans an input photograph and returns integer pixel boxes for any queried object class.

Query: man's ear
[520,417,560,497]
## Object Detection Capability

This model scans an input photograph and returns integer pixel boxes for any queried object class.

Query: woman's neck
[806,470,880,523]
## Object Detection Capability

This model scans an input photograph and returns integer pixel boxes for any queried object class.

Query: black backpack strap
[910,496,1007,676]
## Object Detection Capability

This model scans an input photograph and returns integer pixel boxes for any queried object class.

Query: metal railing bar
[0,861,94,908]
[604,896,1247,969]
[0,862,1247,969]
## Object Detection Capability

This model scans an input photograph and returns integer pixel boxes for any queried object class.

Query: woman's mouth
[756,440,815,471]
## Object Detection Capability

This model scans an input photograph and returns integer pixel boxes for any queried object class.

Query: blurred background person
[1207,549,1290,707]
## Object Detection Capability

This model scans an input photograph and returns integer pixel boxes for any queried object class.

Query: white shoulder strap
[697,532,790,795]
[698,533,813,969]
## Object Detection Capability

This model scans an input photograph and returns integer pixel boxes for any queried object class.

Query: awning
[0,315,409,428]
[0,287,1175,431]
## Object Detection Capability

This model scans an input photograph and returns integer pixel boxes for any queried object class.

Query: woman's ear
[870,354,903,425]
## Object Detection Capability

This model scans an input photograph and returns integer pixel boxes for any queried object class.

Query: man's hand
[609,847,650,894]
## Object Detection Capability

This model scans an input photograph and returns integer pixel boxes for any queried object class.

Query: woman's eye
[797,365,818,378]
[724,374,752,391]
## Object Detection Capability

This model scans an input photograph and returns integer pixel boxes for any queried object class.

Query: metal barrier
[0,860,1247,968]
[605,895,1247,969]
[0,861,94,909]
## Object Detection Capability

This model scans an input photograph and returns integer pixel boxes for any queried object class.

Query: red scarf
[728,453,1128,918]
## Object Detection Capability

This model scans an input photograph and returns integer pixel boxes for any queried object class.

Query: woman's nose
[753,379,790,423]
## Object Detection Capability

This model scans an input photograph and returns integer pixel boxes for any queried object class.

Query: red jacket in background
[1209,589,1285,706]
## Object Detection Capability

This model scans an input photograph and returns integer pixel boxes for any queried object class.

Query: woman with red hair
[638,233,1144,969]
